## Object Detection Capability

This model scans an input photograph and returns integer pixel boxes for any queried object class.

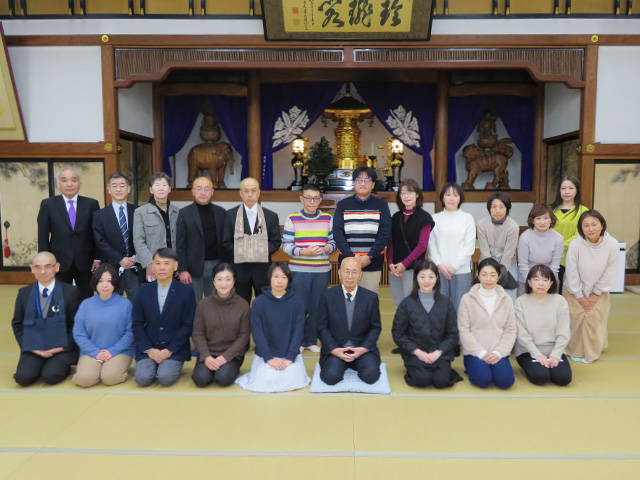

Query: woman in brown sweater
[192,262,250,387]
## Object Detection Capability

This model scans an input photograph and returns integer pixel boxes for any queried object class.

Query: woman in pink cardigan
[458,258,516,389]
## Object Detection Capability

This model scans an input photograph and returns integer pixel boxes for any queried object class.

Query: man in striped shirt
[282,184,337,353]
[333,167,392,294]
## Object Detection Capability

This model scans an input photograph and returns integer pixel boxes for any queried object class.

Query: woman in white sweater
[428,183,476,312]
[517,203,564,297]
[458,258,516,389]
[515,264,572,386]
[564,210,619,363]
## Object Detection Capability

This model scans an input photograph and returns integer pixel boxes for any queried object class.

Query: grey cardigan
[132,202,180,268]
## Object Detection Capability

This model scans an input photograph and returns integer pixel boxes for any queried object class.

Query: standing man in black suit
[92,172,139,300]
[37,167,100,300]
[222,177,281,303]
[317,256,382,385]
[12,252,80,386]
[176,176,227,302]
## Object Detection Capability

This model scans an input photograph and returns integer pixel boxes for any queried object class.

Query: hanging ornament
[3,221,10,258]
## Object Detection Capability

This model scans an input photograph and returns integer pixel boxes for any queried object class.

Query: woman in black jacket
[392,260,462,388]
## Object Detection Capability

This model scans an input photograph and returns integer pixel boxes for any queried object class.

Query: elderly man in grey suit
[176,177,227,302]
[133,173,180,283]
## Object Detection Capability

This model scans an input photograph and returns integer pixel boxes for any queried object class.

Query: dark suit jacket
[37,195,100,272]
[11,281,80,352]
[317,285,382,365]
[131,280,196,362]
[221,204,281,261]
[176,201,227,277]
[92,202,137,267]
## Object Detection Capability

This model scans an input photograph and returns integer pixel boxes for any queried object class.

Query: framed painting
[0,24,26,141]
[261,0,433,41]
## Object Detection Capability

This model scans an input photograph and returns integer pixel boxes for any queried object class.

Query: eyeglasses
[302,196,322,203]
[32,264,55,271]
[195,187,212,193]
[355,178,372,184]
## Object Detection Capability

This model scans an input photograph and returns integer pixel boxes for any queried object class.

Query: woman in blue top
[236,262,310,392]
[72,264,134,387]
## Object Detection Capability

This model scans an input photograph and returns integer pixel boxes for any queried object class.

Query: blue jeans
[291,271,330,347]
[464,355,514,389]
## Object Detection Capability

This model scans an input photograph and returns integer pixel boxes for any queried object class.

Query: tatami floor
[0,285,639,479]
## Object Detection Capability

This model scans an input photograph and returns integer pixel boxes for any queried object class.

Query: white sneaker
[306,345,321,353]
[569,356,590,364]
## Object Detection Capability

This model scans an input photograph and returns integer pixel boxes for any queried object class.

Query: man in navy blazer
[12,252,80,386]
[317,257,382,385]
[131,248,196,387]
[92,172,139,300]
[176,177,227,302]
[37,167,100,300]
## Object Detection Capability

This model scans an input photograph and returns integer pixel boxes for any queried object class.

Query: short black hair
[107,172,131,186]
[486,192,512,214]
[153,247,178,262]
[525,264,558,295]
[212,262,235,280]
[439,182,464,209]
[409,260,440,299]
[577,210,607,239]
[267,261,292,286]
[148,172,171,187]
[301,183,321,195]
[352,166,378,182]
[90,263,121,292]
[476,257,501,278]
[396,179,424,211]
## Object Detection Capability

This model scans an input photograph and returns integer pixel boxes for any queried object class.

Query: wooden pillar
[248,71,261,184]
[433,71,449,212]
[533,83,545,203]
[101,44,119,202]
[152,83,164,173]
[579,45,599,208]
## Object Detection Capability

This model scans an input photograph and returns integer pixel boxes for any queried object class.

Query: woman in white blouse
[427,183,476,312]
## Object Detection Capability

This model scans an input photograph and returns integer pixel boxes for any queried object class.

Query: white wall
[544,83,581,139]
[4,18,640,36]
[8,46,104,142]
[595,46,640,144]
[118,83,154,138]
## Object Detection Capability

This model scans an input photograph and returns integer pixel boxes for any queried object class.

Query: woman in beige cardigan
[564,210,619,364]
[515,264,572,386]
[458,258,516,389]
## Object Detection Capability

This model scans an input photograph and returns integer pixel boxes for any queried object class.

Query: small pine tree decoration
[306,136,336,176]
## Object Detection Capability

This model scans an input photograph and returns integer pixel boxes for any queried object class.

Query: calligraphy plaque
[261,0,433,41]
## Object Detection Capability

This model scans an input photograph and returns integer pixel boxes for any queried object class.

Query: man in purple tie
[37,167,100,300]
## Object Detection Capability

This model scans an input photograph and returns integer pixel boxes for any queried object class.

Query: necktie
[42,287,49,299]
[346,292,352,302]
[68,200,76,230]
[119,205,129,255]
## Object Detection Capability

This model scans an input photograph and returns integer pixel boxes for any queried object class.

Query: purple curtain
[162,95,204,176]
[209,95,249,179]
[491,95,535,190]
[354,82,436,190]
[260,82,342,190]
[447,96,487,183]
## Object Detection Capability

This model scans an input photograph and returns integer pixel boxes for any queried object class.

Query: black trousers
[57,263,93,301]
[320,351,381,385]
[403,355,458,389]
[516,353,572,386]
[192,357,243,388]
[234,263,270,303]
[14,350,78,386]
[557,265,566,295]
